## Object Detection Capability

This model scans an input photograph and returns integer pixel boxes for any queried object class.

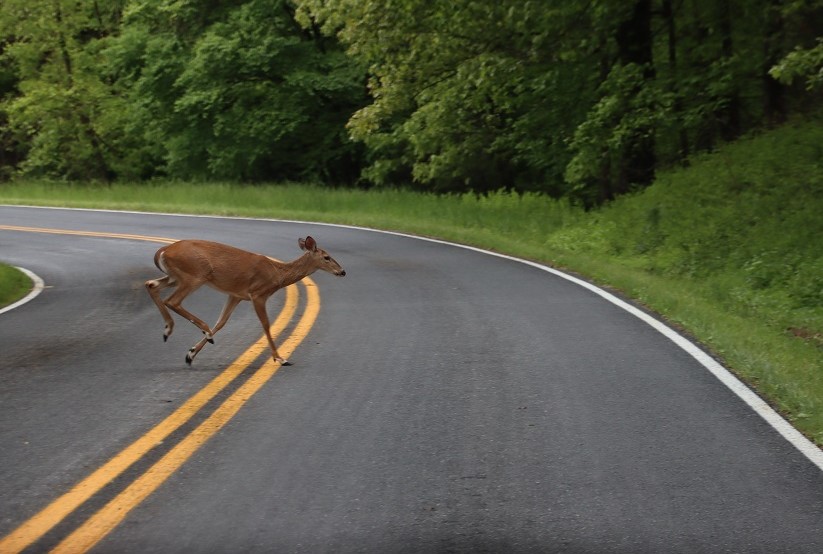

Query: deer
[145,236,345,366]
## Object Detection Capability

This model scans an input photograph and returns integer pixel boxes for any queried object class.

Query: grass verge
[0,263,32,309]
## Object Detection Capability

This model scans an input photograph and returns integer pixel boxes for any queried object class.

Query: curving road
[1,205,822,553]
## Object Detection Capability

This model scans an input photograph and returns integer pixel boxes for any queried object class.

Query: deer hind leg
[145,275,176,341]
[162,281,214,343]
[252,296,291,366]
[186,295,243,365]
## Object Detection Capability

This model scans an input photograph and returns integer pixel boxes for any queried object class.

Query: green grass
[1,116,822,446]
[0,263,32,308]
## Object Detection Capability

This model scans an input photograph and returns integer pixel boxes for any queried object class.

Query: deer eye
[323,255,331,261]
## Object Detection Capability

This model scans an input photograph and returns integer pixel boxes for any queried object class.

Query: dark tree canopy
[1,0,820,202]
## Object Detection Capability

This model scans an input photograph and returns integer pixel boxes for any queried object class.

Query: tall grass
[1,115,822,445]
[0,181,583,256]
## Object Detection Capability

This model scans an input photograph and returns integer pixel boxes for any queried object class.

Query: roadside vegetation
[1,114,822,445]
[0,263,31,308]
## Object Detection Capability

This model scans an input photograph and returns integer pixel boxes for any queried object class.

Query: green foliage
[0,0,128,180]
[296,0,596,192]
[297,0,822,198]
[771,39,823,89]
[0,0,821,198]
[106,0,367,182]
[565,63,673,204]
[587,115,823,330]
[771,0,823,89]
[0,0,366,183]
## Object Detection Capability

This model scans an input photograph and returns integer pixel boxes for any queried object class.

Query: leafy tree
[111,0,367,182]
[0,0,819,197]
[298,0,822,202]
[564,1,661,204]
[296,1,601,193]
[770,1,823,90]
[0,0,131,180]
[772,39,823,88]
[0,36,22,179]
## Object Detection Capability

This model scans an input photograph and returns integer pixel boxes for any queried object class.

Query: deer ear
[298,238,307,251]
[300,237,317,252]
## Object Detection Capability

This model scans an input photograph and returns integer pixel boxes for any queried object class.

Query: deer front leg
[145,275,176,341]
[186,295,243,365]
[252,296,291,366]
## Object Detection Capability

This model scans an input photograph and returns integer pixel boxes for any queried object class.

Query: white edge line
[0,266,45,316]
[3,204,823,471]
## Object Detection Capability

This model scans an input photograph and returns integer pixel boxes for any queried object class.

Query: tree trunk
[615,0,655,195]
[663,0,690,161]
[764,0,787,125]
[53,1,74,87]
[718,1,741,141]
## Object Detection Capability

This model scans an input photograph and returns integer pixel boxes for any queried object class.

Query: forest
[0,0,821,205]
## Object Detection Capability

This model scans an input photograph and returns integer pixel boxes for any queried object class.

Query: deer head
[299,236,346,277]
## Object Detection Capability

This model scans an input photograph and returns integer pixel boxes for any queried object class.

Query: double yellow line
[0,225,320,553]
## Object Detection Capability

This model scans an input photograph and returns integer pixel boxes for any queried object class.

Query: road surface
[1,206,822,553]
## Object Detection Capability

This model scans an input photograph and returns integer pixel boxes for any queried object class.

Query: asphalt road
[1,205,822,553]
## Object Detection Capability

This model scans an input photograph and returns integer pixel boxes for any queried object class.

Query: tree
[110,0,367,182]
[770,0,823,91]
[296,0,599,192]
[0,0,134,180]
[562,1,663,204]
[772,38,823,88]
[0,36,23,179]
[298,0,821,202]
[0,0,819,196]
[764,0,789,124]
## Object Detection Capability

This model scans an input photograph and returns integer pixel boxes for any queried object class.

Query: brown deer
[145,236,345,366]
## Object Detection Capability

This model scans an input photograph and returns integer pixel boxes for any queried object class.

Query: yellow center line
[0,225,176,244]
[0,286,298,554]
[50,279,320,553]
[0,226,317,554]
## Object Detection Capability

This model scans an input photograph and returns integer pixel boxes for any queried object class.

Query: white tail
[145,236,345,366]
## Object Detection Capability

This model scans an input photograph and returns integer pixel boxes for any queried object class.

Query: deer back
[160,240,279,297]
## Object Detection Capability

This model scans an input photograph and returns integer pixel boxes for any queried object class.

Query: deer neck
[270,252,317,289]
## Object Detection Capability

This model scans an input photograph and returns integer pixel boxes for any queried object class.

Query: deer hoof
[277,358,292,367]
